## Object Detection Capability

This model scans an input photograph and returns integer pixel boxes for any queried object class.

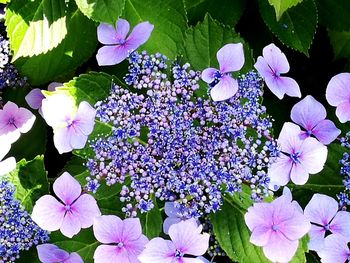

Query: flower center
[117,38,126,45]
[174,249,184,259]
[209,70,224,88]
[272,225,280,231]
[64,205,71,211]
[290,151,302,164]
[324,223,331,231]
[7,117,15,126]
[117,242,124,248]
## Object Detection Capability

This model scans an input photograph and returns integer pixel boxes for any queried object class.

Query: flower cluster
[0,180,49,262]
[86,50,279,217]
[337,132,350,208]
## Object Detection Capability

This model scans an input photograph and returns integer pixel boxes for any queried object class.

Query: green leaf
[184,0,246,26]
[75,0,125,25]
[258,0,317,56]
[123,0,188,58]
[316,0,350,31]
[6,1,98,85]
[7,155,49,212]
[328,30,350,59]
[268,0,303,20]
[139,197,163,239]
[290,235,309,263]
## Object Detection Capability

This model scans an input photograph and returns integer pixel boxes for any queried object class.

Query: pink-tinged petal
[268,153,292,186]
[262,232,299,263]
[326,72,350,106]
[74,101,96,136]
[291,95,327,131]
[125,234,149,263]
[262,43,290,74]
[138,238,176,263]
[126,21,154,51]
[0,157,16,176]
[290,163,309,185]
[31,195,65,231]
[318,235,350,263]
[94,245,129,263]
[72,194,101,228]
[169,219,210,256]
[245,202,273,231]
[163,217,182,235]
[16,107,36,133]
[210,75,238,102]
[282,187,293,202]
[265,75,301,99]
[250,225,272,246]
[60,211,82,238]
[254,56,273,80]
[308,225,326,251]
[48,82,62,91]
[330,211,350,239]
[37,244,70,263]
[335,102,350,123]
[25,89,45,110]
[115,19,130,40]
[300,137,328,174]
[0,139,11,161]
[217,43,244,73]
[304,194,338,226]
[68,125,89,149]
[53,172,82,205]
[279,209,311,240]
[277,122,304,153]
[97,20,130,45]
[182,258,205,263]
[65,252,84,263]
[53,127,73,154]
[96,45,129,66]
[93,215,123,244]
[312,119,341,145]
[201,68,218,84]
[121,218,143,243]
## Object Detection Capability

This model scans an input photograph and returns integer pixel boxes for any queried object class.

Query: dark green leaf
[328,30,350,60]
[258,0,317,56]
[75,0,125,25]
[316,0,350,31]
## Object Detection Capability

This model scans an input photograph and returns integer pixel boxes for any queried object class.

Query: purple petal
[277,122,304,153]
[74,101,96,136]
[262,43,290,74]
[31,195,65,231]
[53,127,74,154]
[37,244,69,263]
[96,45,129,66]
[125,234,149,262]
[265,75,301,99]
[47,82,62,91]
[0,157,16,176]
[312,119,341,145]
[53,172,82,205]
[94,245,129,263]
[335,102,350,123]
[262,232,299,263]
[304,194,338,226]
[290,163,309,185]
[126,21,154,51]
[16,106,36,133]
[121,218,143,243]
[138,238,175,263]
[254,56,273,80]
[330,211,350,239]
[326,72,350,107]
[210,75,238,101]
[308,225,326,251]
[268,153,292,186]
[60,211,82,238]
[97,19,130,45]
[245,202,274,231]
[163,217,182,235]
[291,95,326,131]
[279,208,311,240]
[64,252,84,263]
[25,89,45,110]
[183,258,205,263]
[217,43,244,73]
[164,202,179,217]
[317,235,350,263]
[300,137,328,174]
[72,194,101,228]
[93,215,123,244]
[168,219,210,256]
[250,225,272,246]
[201,68,218,84]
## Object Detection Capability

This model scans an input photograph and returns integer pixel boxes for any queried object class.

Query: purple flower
[326,72,350,123]
[268,122,327,186]
[138,218,210,263]
[304,194,350,251]
[254,43,301,99]
[96,19,154,66]
[317,235,350,263]
[41,93,96,154]
[93,215,148,263]
[291,95,341,145]
[37,244,83,263]
[245,187,311,262]
[201,43,245,101]
[0,101,36,144]
[31,172,101,238]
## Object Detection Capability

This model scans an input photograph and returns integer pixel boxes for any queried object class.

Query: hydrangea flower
[317,235,350,263]
[291,95,340,145]
[93,215,148,263]
[96,19,154,66]
[201,43,245,101]
[32,172,101,238]
[304,194,350,251]
[41,93,96,154]
[245,187,311,262]
[0,101,35,143]
[37,244,83,263]
[138,218,210,263]
[163,202,194,235]
[268,122,327,186]
[254,43,301,99]
[326,72,350,123]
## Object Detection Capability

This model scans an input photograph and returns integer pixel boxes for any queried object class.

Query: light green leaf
[123,0,188,58]
[268,0,303,20]
[75,0,125,25]
[328,30,350,59]
[259,0,317,56]
[7,155,49,212]
[316,0,350,31]
[6,1,98,85]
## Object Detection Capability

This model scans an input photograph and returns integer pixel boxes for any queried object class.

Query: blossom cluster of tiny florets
[338,131,350,209]
[0,180,49,262]
[85,50,279,217]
